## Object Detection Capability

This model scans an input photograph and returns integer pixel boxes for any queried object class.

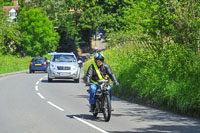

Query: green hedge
[84,42,200,117]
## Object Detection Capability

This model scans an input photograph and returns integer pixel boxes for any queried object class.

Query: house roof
[3,6,19,14]
[3,0,19,14]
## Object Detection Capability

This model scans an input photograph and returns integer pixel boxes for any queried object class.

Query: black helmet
[94,52,104,62]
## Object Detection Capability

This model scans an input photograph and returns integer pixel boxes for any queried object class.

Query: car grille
[57,66,71,70]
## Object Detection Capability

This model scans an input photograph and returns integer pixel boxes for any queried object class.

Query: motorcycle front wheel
[103,95,111,122]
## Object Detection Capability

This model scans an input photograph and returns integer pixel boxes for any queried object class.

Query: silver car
[47,52,80,83]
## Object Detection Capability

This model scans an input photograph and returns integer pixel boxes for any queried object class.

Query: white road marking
[47,101,64,112]
[39,78,43,81]
[35,86,38,91]
[74,116,109,133]
[37,92,45,99]
[36,81,39,85]
[35,76,108,133]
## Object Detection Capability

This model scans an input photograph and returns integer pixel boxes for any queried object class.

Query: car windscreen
[32,57,45,62]
[52,55,76,62]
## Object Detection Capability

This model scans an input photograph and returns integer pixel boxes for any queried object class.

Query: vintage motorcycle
[88,80,112,122]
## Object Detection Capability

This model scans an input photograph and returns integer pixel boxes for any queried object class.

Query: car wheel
[48,76,52,82]
[32,70,35,73]
[74,78,79,83]
[29,69,32,73]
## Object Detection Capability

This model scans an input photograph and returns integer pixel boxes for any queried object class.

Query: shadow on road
[110,101,200,133]
[41,79,75,83]
[66,93,200,132]
[26,71,47,74]
[108,123,200,133]
[74,94,89,99]
[66,114,106,122]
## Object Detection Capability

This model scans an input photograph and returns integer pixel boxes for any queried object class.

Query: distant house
[3,0,19,22]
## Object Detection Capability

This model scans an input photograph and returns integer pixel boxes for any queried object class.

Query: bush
[132,43,200,116]
[85,41,200,117]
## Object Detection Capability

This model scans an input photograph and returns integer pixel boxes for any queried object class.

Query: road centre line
[47,101,64,112]
[74,116,109,133]
[36,76,107,133]
[36,81,39,85]
[35,86,38,91]
[35,77,64,111]
[39,78,43,81]
[37,92,45,99]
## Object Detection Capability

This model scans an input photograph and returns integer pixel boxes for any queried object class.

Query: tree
[41,0,81,52]
[22,0,84,53]
[104,0,199,52]
[0,0,21,55]
[18,8,60,56]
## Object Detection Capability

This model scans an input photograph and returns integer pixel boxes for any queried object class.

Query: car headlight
[72,66,77,71]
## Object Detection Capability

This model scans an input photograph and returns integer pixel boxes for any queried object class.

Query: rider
[86,52,119,112]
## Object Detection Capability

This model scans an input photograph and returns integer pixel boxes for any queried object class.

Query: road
[0,68,200,133]
[91,39,106,51]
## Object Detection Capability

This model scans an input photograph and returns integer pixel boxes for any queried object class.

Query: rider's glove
[86,82,91,86]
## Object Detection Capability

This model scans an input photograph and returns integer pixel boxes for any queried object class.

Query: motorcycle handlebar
[86,80,111,86]
[97,80,109,83]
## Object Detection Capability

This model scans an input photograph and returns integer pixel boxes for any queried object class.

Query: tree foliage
[0,1,21,55]
[18,8,60,56]
[1,0,199,55]
[21,0,85,53]
[105,0,200,52]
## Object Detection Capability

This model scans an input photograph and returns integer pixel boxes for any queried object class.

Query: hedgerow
[85,41,200,117]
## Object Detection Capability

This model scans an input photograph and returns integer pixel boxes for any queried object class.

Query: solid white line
[36,81,39,85]
[39,78,43,81]
[74,116,109,133]
[35,86,39,91]
[37,92,45,99]
[47,101,64,112]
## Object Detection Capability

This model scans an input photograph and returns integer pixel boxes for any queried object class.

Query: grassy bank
[0,55,32,74]
[84,42,200,117]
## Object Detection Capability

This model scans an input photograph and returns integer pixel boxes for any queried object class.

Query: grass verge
[0,55,32,74]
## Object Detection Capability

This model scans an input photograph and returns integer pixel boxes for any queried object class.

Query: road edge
[0,70,28,78]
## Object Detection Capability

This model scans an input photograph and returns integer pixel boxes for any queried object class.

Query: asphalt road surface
[0,68,200,133]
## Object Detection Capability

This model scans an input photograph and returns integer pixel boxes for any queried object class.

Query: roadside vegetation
[85,39,200,117]
[0,54,51,74]
[1,0,200,117]
[0,54,31,74]
[84,0,200,117]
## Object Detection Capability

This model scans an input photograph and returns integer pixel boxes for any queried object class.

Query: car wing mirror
[46,60,50,65]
